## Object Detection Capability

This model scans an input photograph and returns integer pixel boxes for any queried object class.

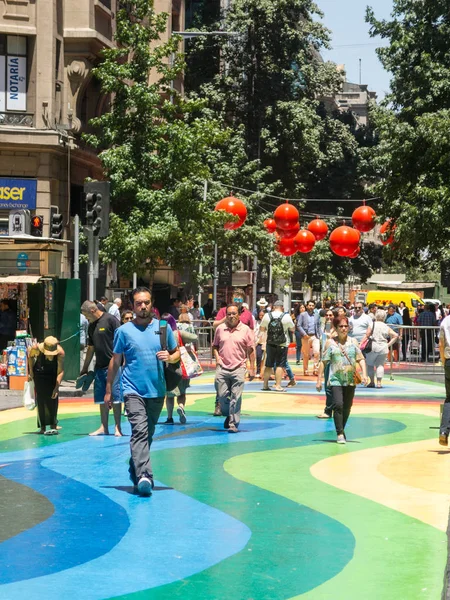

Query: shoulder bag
[360,321,376,355]
[178,331,203,380]
[159,320,183,392]
[339,342,362,385]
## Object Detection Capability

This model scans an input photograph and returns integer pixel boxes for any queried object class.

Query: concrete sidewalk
[0,379,92,411]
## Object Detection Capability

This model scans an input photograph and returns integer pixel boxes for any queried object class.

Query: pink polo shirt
[213,321,254,370]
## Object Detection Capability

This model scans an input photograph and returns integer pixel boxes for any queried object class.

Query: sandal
[271,387,286,392]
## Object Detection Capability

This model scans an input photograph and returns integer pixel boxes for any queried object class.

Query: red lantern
[380,219,396,245]
[276,222,300,239]
[215,196,247,230]
[274,202,299,230]
[294,230,316,253]
[329,226,361,257]
[307,218,328,241]
[352,205,376,232]
[348,246,361,259]
[276,236,297,256]
[264,218,277,234]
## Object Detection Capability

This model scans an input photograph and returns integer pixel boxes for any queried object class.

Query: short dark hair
[131,287,152,302]
[100,296,108,302]
[226,303,240,313]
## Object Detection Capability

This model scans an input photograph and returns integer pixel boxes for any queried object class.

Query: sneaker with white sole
[137,474,154,497]
[287,378,296,388]
[337,434,346,444]
[177,404,187,424]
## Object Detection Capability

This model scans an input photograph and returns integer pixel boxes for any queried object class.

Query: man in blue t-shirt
[385,304,403,362]
[105,287,179,497]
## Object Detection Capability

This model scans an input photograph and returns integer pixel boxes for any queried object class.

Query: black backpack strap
[159,319,167,351]
[269,313,274,322]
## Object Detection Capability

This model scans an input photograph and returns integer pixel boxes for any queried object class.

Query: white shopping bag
[23,380,36,411]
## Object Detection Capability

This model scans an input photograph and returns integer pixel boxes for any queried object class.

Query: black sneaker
[137,473,154,497]
[164,417,174,425]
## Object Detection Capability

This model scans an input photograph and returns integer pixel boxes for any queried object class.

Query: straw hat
[38,336,59,356]
[257,297,268,307]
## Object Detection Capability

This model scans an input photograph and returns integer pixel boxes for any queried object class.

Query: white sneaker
[337,434,346,444]
[137,475,153,496]
[177,404,187,424]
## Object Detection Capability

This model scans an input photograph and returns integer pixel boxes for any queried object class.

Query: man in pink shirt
[213,304,255,433]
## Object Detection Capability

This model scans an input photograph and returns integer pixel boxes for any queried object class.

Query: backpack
[267,312,287,346]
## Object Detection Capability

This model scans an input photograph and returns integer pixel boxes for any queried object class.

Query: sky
[316,0,394,100]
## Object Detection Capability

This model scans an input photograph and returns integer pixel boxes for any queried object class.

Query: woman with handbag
[316,316,367,444]
[360,309,399,388]
[28,336,65,435]
[164,313,198,425]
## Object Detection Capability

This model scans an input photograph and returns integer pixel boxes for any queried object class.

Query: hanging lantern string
[253,198,362,223]
[210,180,380,204]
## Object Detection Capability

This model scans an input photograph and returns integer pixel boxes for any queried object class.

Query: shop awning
[0,275,42,284]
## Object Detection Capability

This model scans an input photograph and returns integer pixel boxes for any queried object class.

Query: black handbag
[159,320,182,392]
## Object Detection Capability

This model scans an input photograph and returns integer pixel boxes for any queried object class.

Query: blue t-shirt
[113,319,177,398]
[385,312,403,332]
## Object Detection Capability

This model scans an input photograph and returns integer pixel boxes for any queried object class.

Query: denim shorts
[94,366,122,404]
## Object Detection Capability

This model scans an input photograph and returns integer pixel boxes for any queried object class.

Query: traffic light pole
[87,228,96,301]
[74,215,80,279]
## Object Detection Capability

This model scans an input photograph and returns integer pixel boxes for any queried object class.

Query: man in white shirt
[108,298,122,322]
[260,300,295,391]
[349,302,372,343]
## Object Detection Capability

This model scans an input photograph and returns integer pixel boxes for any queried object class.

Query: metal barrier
[192,323,215,372]
[389,325,442,379]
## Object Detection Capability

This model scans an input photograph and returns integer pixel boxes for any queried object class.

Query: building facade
[0,0,183,279]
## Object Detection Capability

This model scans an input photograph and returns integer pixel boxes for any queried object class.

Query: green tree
[84,0,252,280]
[365,1,450,261]
[185,0,380,285]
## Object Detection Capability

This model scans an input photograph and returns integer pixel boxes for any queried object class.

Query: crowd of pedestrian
[27,288,449,495]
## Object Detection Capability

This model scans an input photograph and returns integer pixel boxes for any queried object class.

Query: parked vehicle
[354,290,425,312]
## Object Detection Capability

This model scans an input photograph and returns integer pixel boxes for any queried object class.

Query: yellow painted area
[311,439,450,531]
[379,447,450,495]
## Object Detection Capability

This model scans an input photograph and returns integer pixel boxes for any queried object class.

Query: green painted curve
[225,413,445,600]
[113,416,406,600]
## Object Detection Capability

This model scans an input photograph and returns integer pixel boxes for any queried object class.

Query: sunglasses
[326,314,333,318]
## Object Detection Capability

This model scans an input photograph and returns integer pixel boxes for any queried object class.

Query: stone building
[0,0,184,277]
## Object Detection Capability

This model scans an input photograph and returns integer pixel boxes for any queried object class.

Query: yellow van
[355,291,425,312]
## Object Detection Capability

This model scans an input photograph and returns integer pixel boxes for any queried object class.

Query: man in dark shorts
[80,300,122,436]
[260,300,295,391]
[105,287,180,496]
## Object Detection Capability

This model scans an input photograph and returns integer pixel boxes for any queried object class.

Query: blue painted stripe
[0,459,129,583]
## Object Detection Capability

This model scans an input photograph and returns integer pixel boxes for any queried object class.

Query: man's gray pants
[215,365,246,427]
[124,394,164,483]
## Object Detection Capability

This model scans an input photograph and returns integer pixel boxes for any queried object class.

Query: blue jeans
[295,330,301,362]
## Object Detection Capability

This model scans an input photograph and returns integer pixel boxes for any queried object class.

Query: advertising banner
[0,55,5,112]
[6,56,26,111]
[0,178,37,210]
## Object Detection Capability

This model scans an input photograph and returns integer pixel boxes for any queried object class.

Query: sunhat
[38,336,59,356]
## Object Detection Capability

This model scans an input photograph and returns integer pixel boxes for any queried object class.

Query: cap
[274,300,284,308]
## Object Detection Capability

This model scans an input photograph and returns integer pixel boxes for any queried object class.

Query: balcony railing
[0,112,34,127]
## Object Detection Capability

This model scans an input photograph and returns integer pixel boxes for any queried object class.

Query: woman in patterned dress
[316,316,367,444]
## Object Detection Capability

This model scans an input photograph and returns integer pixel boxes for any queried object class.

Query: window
[0,35,27,113]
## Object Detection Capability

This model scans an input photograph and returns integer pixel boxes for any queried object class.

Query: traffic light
[50,213,63,239]
[30,215,43,237]
[83,181,110,237]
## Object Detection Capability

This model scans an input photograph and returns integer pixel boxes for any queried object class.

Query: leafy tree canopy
[365,1,450,261]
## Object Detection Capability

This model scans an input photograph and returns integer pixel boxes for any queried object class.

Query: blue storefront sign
[16,252,29,272]
[0,178,37,210]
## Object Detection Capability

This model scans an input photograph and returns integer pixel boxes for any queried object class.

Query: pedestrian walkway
[0,368,448,599]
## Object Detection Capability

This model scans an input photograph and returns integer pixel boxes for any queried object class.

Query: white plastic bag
[23,380,36,411]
